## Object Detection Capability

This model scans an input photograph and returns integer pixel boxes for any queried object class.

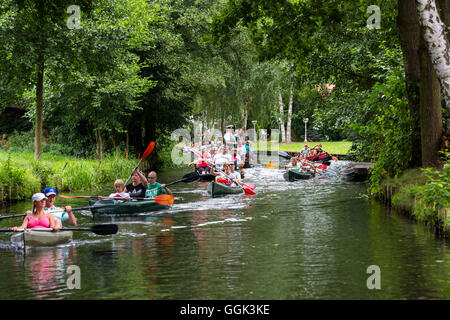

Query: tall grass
[0,150,136,202]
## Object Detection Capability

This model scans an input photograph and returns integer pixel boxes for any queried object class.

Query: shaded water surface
[0,161,449,299]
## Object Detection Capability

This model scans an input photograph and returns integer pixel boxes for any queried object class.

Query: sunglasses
[147,177,156,179]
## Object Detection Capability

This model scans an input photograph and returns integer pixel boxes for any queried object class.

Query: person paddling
[285,157,300,170]
[11,193,60,231]
[145,171,173,199]
[43,187,77,227]
[124,169,148,198]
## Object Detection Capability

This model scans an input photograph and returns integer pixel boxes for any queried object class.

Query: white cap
[32,193,47,202]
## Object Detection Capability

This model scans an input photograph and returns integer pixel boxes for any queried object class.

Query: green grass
[0,150,136,201]
[255,141,352,154]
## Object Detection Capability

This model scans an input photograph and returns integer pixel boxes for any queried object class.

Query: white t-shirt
[108,192,130,199]
[44,206,68,222]
[214,153,232,168]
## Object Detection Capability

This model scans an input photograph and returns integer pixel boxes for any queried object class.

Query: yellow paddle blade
[153,194,174,205]
[266,162,279,168]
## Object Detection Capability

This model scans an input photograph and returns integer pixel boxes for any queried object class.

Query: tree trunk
[34,53,44,161]
[416,0,450,168]
[397,0,422,167]
[416,0,450,111]
[419,36,443,168]
[95,128,103,161]
[286,81,294,143]
[437,0,450,133]
[242,98,248,131]
[278,90,286,142]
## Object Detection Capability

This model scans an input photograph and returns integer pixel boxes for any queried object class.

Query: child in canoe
[11,193,60,231]
[98,179,130,200]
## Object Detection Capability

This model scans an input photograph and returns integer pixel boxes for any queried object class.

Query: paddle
[161,171,200,188]
[0,214,26,220]
[0,224,118,236]
[278,151,292,160]
[124,141,156,186]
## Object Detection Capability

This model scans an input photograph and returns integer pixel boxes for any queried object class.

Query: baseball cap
[43,187,57,196]
[32,193,47,202]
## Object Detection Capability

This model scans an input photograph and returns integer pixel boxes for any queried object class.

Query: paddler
[145,171,173,199]
[43,187,77,227]
[11,193,60,231]
[124,169,148,198]
[285,157,300,170]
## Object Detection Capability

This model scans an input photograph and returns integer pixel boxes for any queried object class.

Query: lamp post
[252,120,257,140]
[303,118,309,143]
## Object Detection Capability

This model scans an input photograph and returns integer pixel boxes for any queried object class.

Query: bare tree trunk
[397,0,422,167]
[419,36,443,168]
[242,98,248,131]
[278,90,286,142]
[95,129,103,161]
[34,53,44,161]
[286,81,294,143]
[126,131,129,160]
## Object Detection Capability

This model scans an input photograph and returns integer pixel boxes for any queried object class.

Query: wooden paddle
[0,224,118,236]
[124,141,155,186]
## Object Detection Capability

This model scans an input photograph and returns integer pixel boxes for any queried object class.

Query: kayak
[207,181,244,197]
[88,199,170,216]
[283,169,314,181]
[197,172,216,181]
[11,229,73,248]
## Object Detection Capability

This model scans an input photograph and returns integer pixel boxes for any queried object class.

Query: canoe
[207,182,244,197]
[283,169,313,181]
[88,199,170,216]
[11,229,73,248]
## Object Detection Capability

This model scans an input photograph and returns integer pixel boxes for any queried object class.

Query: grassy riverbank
[381,166,450,235]
[255,141,352,154]
[0,151,136,202]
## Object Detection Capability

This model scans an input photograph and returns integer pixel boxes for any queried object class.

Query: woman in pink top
[11,193,60,231]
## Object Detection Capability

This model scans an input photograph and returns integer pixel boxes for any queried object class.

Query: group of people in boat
[284,144,330,173]
[188,125,253,188]
[10,168,173,231]
[11,187,77,231]
[298,144,328,161]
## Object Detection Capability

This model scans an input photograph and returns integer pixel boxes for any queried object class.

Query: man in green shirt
[145,171,173,199]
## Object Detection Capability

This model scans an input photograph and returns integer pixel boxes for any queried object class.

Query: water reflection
[0,162,449,299]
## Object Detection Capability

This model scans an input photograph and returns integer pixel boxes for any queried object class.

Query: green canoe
[88,199,170,216]
[283,169,314,182]
[207,181,244,197]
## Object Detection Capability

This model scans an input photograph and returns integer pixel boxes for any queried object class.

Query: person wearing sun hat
[43,187,77,227]
[10,193,60,231]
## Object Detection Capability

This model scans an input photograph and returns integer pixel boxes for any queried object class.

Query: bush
[0,152,40,201]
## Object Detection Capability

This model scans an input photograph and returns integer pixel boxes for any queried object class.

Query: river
[0,160,449,300]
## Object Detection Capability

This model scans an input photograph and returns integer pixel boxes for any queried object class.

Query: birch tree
[416,0,450,111]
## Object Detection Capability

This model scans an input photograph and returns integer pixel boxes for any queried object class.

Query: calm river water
[0,160,449,300]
